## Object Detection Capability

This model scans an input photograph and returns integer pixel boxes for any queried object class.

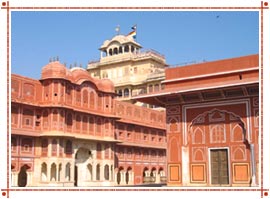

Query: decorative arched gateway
[187,109,251,186]
[74,147,92,186]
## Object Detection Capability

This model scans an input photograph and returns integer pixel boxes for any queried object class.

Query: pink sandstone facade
[11,61,167,187]
[134,54,259,187]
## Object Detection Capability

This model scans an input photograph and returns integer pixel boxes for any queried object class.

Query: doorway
[210,149,229,185]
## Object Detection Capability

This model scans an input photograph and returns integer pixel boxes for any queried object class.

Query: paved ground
[117,183,167,187]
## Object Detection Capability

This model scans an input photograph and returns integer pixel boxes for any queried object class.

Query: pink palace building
[11,61,167,187]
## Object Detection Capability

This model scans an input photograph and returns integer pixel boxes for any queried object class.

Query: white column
[182,146,189,185]
[48,163,51,182]
[110,166,113,181]
[100,164,104,181]
[70,163,75,184]
[92,163,96,181]
[114,172,118,185]
[55,164,59,182]
[60,164,64,183]
[250,144,257,186]
[120,171,125,185]
[12,173,18,186]
[26,172,32,186]
[155,174,161,183]
[128,171,134,185]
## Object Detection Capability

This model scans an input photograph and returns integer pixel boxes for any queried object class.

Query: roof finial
[56,56,59,61]
[74,62,77,67]
[69,64,72,69]
[49,57,52,63]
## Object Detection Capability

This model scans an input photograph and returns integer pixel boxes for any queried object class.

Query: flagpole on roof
[132,24,137,40]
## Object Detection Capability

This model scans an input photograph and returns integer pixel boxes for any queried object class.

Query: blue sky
[11,11,259,79]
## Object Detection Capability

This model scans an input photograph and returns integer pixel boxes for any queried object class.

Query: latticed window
[65,140,72,155]
[96,143,102,159]
[21,138,32,152]
[41,139,48,156]
[11,137,17,152]
[210,125,225,143]
[51,139,57,156]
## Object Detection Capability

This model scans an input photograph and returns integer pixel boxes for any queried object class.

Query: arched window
[154,84,159,92]
[82,89,88,105]
[65,163,71,181]
[149,85,153,93]
[58,164,62,181]
[124,88,129,97]
[117,167,124,184]
[50,163,57,181]
[113,48,118,55]
[126,167,132,184]
[96,164,100,180]
[41,163,47,182]
[75,87,81,105]
[97,93,103,108]
[124,45,129,52]
[90,91,95,109]
[119,47,123,54]
[118,90,123,97]
[109,49,113,56]
[143,167,148,178]
[210,124,225,143]
[104,164,109,180]
[65,84,73,103]
[158,167,164,176]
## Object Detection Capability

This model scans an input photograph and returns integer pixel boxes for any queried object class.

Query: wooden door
[210,149,229,185]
